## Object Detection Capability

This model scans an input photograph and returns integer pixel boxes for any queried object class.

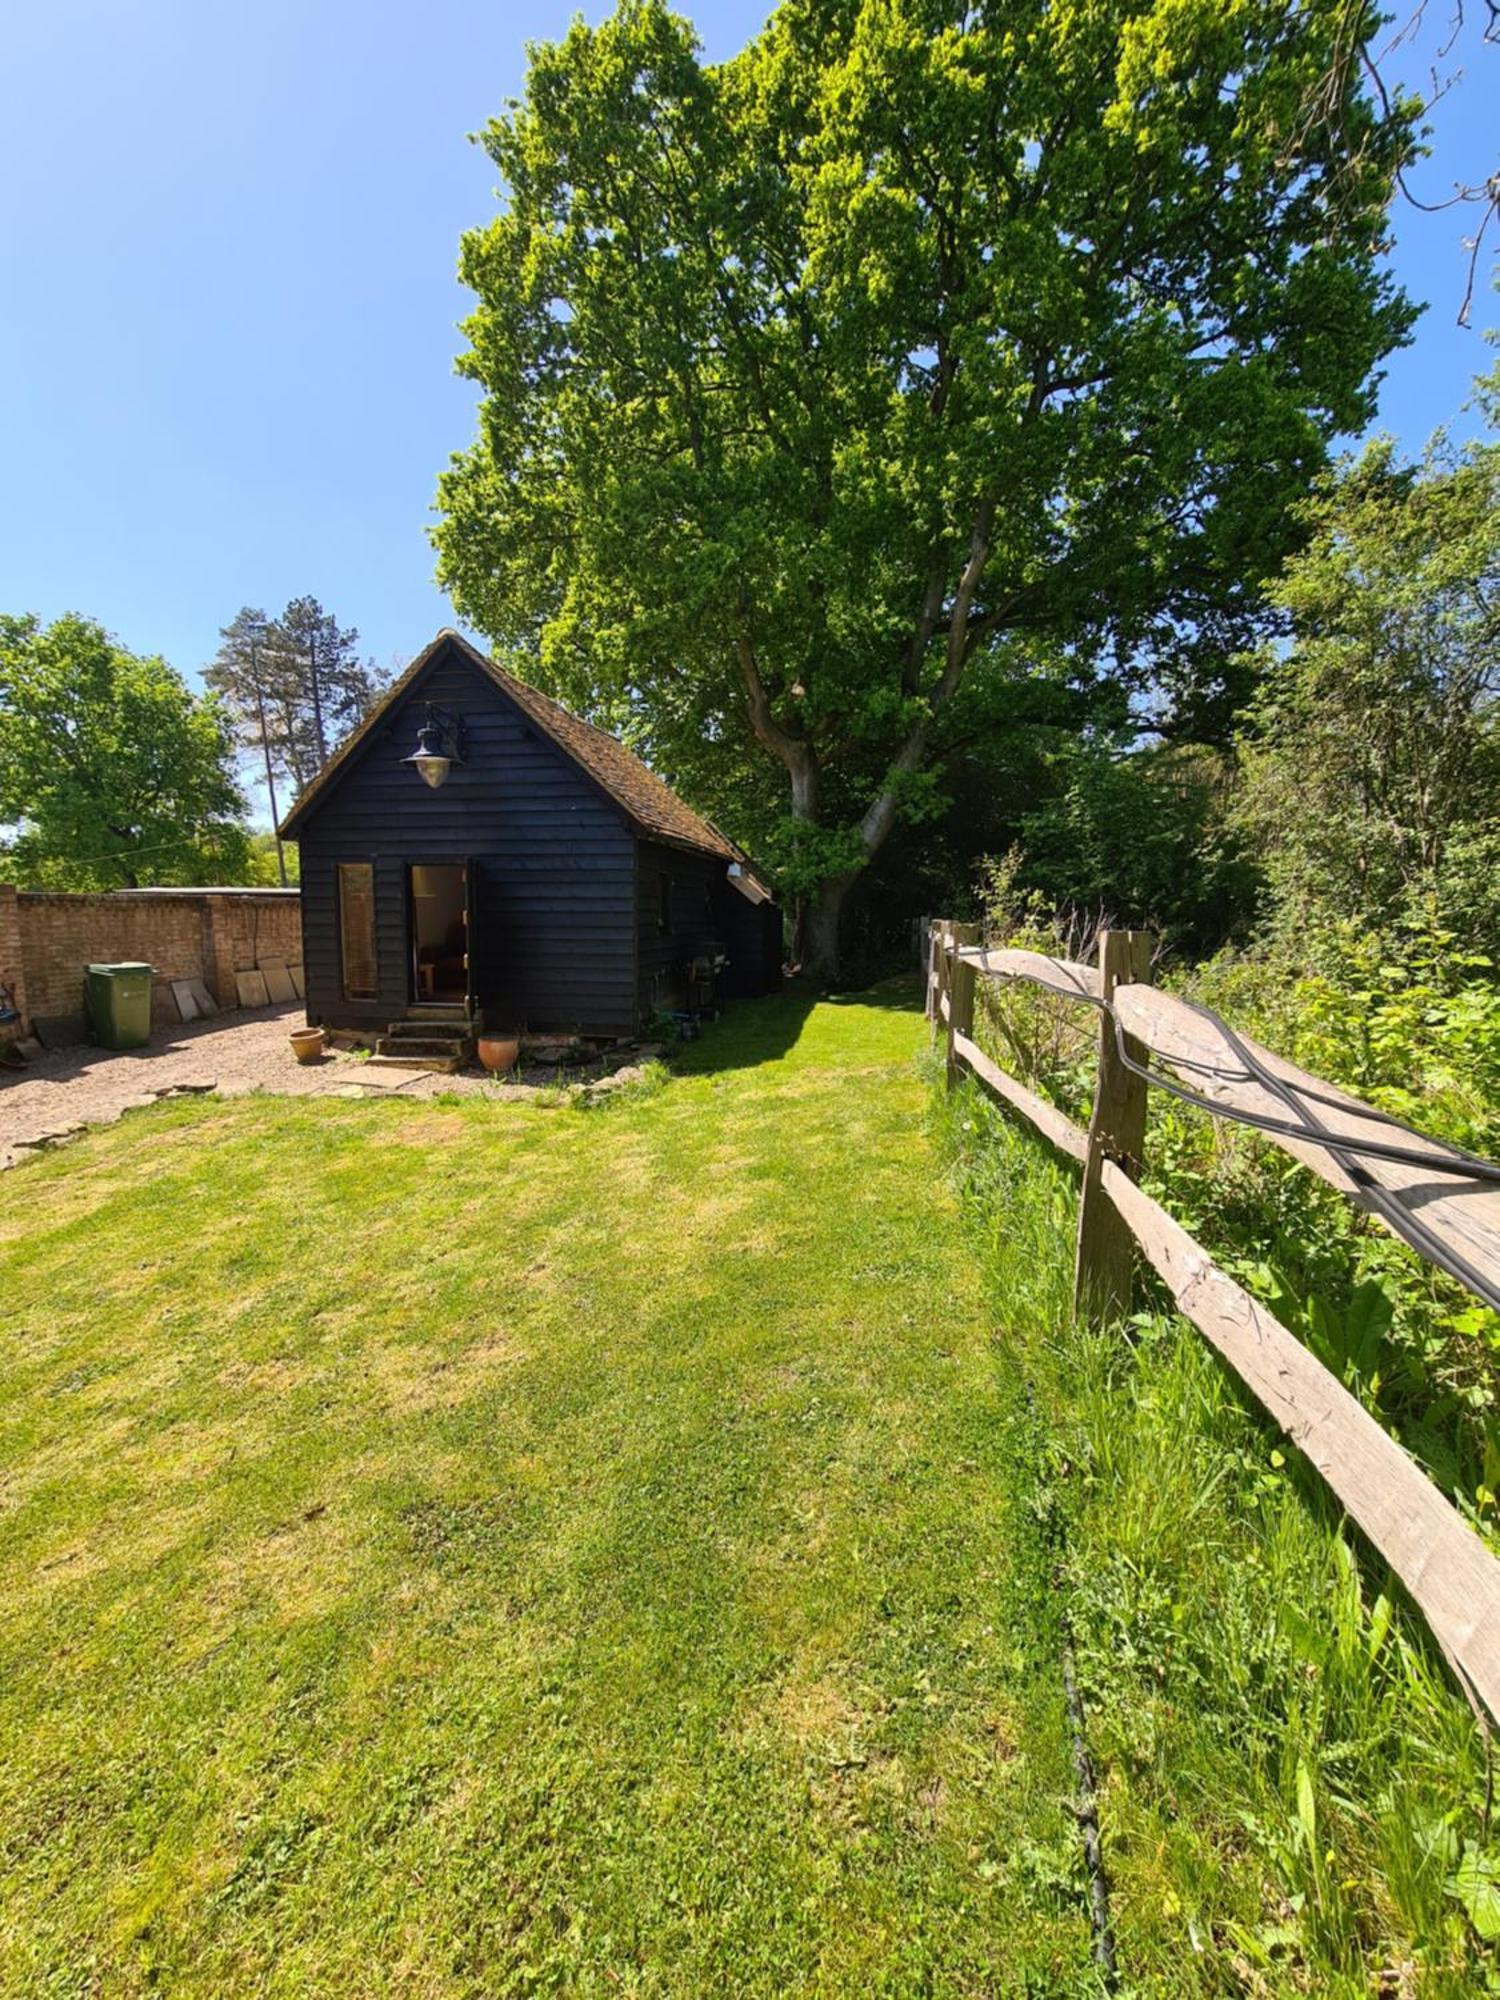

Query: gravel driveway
[0,1006,515,1170]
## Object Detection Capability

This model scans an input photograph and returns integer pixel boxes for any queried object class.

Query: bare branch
[1305,0,1500,324]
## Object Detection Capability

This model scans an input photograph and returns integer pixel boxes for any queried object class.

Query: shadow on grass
[821,974,925,1013]
[668,975,925,1077]
[669,989,818,1075]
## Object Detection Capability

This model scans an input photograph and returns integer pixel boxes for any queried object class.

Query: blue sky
[2,0,1496,816]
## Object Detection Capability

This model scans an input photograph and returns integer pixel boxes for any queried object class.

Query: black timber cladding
[635,839,721,1018]
[717,881,784,1000]
[297,646,639,1034]
[290,632,782,1035]
[635,840,783,1014]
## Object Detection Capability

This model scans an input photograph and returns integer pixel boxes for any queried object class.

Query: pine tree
[272,597,386,784]
[206,598,389,815]
[204,608,290,883]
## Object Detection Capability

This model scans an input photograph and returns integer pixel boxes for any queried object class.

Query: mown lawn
[0,990,1092,1997]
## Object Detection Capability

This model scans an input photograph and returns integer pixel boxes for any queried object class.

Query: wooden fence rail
[925,920,1500,1728]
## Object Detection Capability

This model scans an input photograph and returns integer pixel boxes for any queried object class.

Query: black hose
[983,967,1500,1315]
[1196,1004,1500,1318]
[1020,1378,1118,1987]
[1062,1637,1118,1985]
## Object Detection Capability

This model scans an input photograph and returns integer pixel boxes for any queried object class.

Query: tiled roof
[279,629,747,871]
[473,642,739,863]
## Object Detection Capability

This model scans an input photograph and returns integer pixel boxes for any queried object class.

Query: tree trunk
[308,639,328,765]
[735,523,996,986]
[251,674,288,885]
[800,873,851,984]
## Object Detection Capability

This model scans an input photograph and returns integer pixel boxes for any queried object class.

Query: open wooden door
[464,858,479,1021]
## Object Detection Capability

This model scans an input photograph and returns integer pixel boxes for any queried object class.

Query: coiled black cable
[982,962,1500,1315]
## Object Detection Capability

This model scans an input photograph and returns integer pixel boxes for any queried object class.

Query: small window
[338,863,378,1000]
[658,870,673,936]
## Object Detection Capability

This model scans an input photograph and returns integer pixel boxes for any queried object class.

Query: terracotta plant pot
[289,1026,326,1065]
[477,1033,521,1074]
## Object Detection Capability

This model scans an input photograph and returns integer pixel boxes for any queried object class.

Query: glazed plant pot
[477,1033,521,1074]
[289,1027,326,1066]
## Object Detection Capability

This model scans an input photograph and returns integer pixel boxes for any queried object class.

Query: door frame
[464,856,478,1019]
[404,859,474,1012]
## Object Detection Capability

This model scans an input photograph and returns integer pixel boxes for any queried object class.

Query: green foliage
[1235,406,1500,957]
[1013,736,1256,956]
[1193,919,1500,1157]
[970,865,1500,1526]
[1167,931,1500,1512]
[934,1083,1499,1990]
[0,613,250,888]
[961,361,1500,1532]
[965,371,1500,971]
[206,599,387,807]
[435,0,1414,969]
[972,852,1110,1113]
[272,595,385,784]
[1127,390,1500,1509]
[244,831,300,886]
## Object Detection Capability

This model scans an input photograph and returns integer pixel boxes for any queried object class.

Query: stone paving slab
[261,960,296,1004]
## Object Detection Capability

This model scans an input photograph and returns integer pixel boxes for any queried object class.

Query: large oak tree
[435,0,1414,976]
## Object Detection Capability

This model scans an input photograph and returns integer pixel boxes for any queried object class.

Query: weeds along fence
[925,918,1500,1729]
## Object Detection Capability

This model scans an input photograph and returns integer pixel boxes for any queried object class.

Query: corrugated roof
[278,630,747,872]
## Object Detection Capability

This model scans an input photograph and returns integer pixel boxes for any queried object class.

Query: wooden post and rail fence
[924,918,1500,1729]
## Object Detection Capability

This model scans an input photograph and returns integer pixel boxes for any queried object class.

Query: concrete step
[364,1052,468,1074]
[403,1005,469,1023]
[384,1021,471,1045]
[375,1035,474,1061]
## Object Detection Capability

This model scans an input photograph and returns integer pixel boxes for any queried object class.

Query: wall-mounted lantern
[402,704,465,791]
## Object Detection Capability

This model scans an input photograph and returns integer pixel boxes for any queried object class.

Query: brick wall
[215,893,302,977]
[0,886,26,1046]
[3,887,302,1044]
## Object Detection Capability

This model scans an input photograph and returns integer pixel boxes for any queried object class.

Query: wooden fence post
[945,922,979,1089]
[1074,928,1152,1321]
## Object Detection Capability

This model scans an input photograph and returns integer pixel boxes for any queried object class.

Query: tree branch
[734,623,818,815]
[904,566,949,696]
[940,498,997,697]
[858,498,1002,860]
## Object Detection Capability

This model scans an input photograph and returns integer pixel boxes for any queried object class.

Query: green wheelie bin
[85,962,154,1049]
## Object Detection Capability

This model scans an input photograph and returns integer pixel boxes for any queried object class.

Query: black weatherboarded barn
[278,630,781,1038]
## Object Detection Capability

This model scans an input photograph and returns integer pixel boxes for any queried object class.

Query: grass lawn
[0,990,1092,1997]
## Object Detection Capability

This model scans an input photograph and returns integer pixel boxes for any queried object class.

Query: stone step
[403,1004,469,1023]
[384,1020,471,1044]
[375,1035,474,1061]
[364,1052,468,1074]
